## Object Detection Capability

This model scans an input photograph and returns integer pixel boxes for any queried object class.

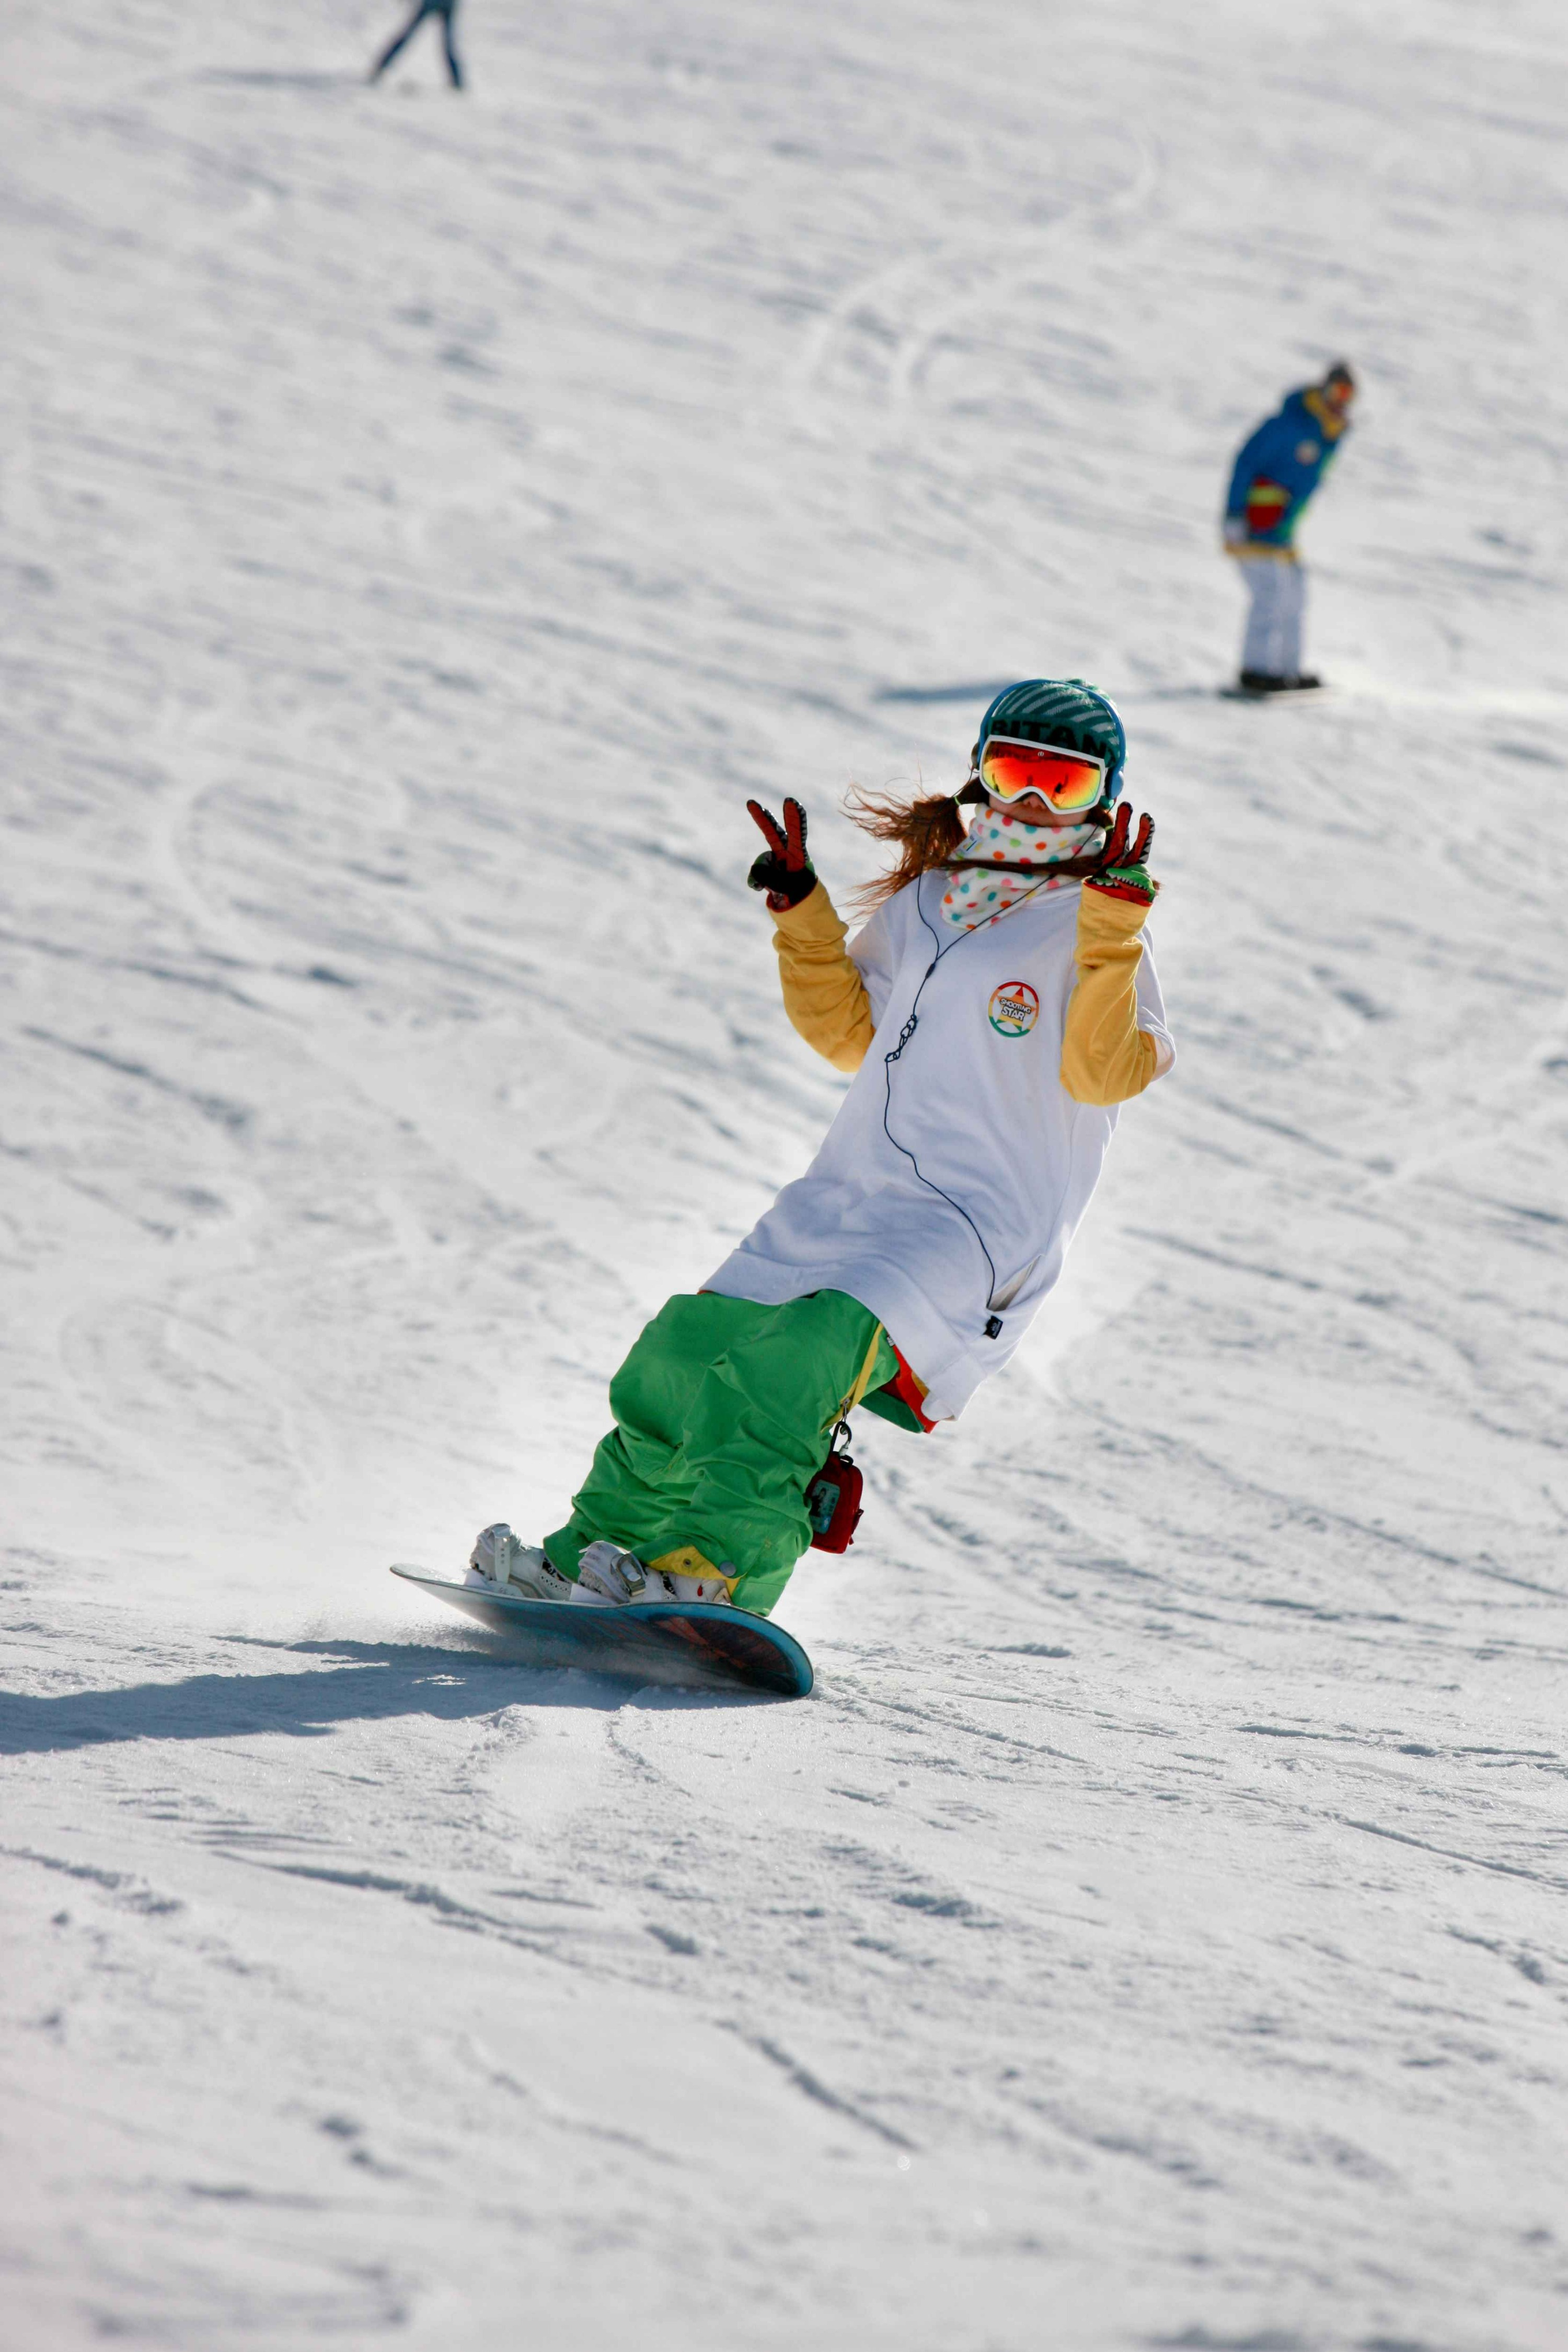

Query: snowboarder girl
[471,679,1174,1619]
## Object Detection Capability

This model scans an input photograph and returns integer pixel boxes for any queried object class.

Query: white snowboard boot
[570,1541,648,1607]
[467,1523,574,1603]
[571,1540,735,1609]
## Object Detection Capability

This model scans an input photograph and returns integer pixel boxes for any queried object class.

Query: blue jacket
[1224,387,1349,548]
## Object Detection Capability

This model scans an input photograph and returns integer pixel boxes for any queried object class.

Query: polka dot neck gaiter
[940,810,1102,931]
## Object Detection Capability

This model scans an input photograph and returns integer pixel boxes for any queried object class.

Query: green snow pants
[544,1290,897,1617]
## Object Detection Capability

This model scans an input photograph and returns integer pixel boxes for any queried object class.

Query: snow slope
[3,1,1568,2344]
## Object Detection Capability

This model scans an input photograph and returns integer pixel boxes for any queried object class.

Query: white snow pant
[1237,555,1305,678]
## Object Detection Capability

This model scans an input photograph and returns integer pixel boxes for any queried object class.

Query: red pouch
[805,1421,863,1553]
[1243,477,1291,536]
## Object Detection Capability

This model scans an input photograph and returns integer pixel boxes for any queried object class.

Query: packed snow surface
[4,3,1568,2346]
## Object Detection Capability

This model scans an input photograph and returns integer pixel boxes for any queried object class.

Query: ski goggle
[977,735,1109,813]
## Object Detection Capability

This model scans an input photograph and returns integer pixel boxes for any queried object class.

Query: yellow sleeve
[769,881,875,1074]
[1059,888,1164,1107]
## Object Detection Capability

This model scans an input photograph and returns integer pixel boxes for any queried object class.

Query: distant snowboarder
[1223,362,1356,694]
[368,0,463,89]
[465,680,1175,1623]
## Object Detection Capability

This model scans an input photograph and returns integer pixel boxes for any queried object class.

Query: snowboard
[1218,682,1330,702]
[389,1565,813,1698]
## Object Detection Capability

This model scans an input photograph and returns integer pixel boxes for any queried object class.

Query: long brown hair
[844,780,974,913]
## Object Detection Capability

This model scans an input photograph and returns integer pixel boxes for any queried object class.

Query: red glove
[746,798,817,911]
[1085,805,1158,908]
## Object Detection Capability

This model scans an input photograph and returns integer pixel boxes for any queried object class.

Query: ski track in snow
[3,1,1568,2346]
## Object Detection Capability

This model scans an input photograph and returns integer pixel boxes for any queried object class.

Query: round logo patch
[1296,439,1320,463]
[988,980,1040,1038]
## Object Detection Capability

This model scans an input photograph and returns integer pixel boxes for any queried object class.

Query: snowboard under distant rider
[1223,361,1356,695]
[469,679,1175,1619]
[368,0,463,89]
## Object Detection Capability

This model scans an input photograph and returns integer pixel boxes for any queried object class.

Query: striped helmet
[976,678,1127,805]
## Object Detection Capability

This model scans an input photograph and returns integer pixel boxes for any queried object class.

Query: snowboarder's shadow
[196,71,361,89]
[0,1639,759,1756]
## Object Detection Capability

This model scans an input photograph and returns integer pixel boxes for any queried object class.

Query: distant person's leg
[442,10,464,89]
[1260,560,1297,678]
[1280,562,1306,678]
[370,1,432,82]
[1238,557,1280,680]
[1261,563,1294,676]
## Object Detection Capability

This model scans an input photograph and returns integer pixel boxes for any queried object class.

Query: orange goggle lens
[978,737,1108,811]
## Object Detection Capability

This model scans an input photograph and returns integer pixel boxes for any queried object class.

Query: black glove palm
[746,798,817,911]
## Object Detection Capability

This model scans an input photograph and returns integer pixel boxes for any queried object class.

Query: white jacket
[705,873,1173,1420]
